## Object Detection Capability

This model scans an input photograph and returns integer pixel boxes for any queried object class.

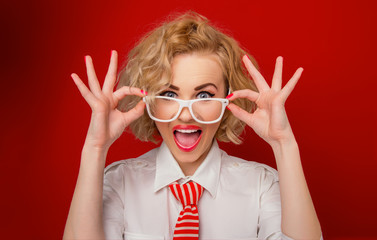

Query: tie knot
[169,181,203,206]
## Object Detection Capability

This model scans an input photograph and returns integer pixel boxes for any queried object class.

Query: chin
[172,140,212,164]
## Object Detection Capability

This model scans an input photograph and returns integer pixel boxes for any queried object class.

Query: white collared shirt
[102,141,296,240]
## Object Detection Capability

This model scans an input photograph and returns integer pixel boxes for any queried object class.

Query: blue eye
[197,91,215,99]
[161,91,177,98]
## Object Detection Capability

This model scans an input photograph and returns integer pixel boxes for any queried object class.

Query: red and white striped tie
[169,181,204,239]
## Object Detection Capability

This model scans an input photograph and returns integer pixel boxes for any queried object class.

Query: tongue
[175,131,200,147]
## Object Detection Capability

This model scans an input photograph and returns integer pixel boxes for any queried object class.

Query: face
[155,53,226,176]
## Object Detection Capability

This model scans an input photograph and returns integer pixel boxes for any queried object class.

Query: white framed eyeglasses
[143,96,229,124]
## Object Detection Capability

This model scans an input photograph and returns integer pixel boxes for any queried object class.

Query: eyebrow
[168,84,180,90]
[167,83,218,91]
[194,83,218,91]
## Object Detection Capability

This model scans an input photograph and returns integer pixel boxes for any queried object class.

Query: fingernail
[144,91,148,95]
[246,55,251,61]
[226,93,233,99]
[226,106,230,110]
[141,90,144,94]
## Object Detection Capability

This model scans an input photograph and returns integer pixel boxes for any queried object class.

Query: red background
[1,0,376,239]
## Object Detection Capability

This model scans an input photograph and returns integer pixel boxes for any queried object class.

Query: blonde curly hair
[117,11,258,144]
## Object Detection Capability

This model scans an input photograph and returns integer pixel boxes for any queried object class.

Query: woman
[64,12,322,239]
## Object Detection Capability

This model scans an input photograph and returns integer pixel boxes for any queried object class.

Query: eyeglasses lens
[192,100,223,122]
[149,98,180,121]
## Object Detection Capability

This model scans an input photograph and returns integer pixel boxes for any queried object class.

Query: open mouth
[173,126,203,152]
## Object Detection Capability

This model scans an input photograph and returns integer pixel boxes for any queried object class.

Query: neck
[178,160,203,176]
[176,143,213,176]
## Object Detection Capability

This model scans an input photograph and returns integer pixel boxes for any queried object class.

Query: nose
[178,106,194,122]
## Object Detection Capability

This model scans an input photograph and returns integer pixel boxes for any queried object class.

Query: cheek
[155,122,169,138]
[204,123,221,139]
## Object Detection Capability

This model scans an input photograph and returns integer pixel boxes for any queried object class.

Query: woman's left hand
[226,55,303,146]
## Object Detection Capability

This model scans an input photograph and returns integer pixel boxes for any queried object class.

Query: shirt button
[135,161,147,168]
[233,162,239,167]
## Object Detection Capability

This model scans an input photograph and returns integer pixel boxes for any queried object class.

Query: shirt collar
[154,140,221,198]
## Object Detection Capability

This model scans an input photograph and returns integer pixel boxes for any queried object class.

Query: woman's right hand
[71,50,146,150]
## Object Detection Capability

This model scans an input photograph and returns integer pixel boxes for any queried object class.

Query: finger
[85,55,102,97]
[227,89,259,103]
[281,67,303,100]
[102,50,118,94]
[227,103,253,126]
[113,86,146,105]
[71,73,98,106]
[271,56,283,91]
[122,100,146,125]
[243,55,270,92]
